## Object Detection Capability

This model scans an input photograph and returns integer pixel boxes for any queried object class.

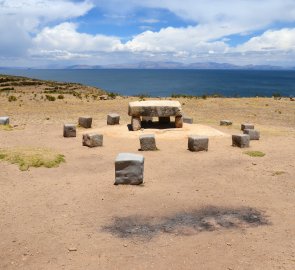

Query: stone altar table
[128,100,183,131]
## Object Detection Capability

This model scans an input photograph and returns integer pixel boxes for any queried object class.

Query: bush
[272,92,281,98]
[45,94,56,101]
[57,94,64,99]
[1,87,14,91]
[8,95,17,102]
[107,92,119,99]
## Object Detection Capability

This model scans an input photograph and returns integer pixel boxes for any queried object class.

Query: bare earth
[0,80,295,269]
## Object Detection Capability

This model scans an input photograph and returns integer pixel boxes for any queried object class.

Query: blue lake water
[1,69,295,97]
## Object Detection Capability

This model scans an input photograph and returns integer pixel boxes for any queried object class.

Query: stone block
[128,100,182,117]
[220,120,232,126]
[0,116,9,125]
[107,113,120,125]
[78,116,92,128]
[232,134,250,148]
[139,134,157,151]
[188,135,209,152]
[183,116,193,124]
[243,129,260,140]
[241,123,254,130]
[82,133,103,147]
[115,153,144,185]
[63,124,76,137]
[175,116,183,128]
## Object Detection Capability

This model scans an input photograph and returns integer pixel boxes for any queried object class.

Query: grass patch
[244,151,265,157]
[271,171,285,176]
[0,147,65,171]
[0,124,13,131]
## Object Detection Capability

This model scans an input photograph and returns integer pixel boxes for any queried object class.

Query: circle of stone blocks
[188,135,209,152]
[243,129,260,140]
[115,153,144,185]
[139,134,157,151]
[0,116,9,125]
[183,116,193,124]
[232,134,250,148]
[241,123,254,131]
[107,113,120,125]
[63,124,76,137]
[78,116,92,128]
[82,133,103,147]
[220,120,232,126]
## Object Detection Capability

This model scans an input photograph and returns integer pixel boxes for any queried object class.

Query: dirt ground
[0,82,295,269]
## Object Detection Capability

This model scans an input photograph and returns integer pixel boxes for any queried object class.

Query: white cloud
[33,23,121,54]
[236,28,295,52]
[0,0,93,57]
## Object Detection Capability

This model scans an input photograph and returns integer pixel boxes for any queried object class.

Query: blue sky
[1,0,295,67]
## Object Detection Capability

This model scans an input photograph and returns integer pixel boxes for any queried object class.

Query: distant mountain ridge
[65,62,295,70]
[1,62,294,70]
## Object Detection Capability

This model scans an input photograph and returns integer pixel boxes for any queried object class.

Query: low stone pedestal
[139,134,157,151]
[83,133,103,147]
[232,134,250,148]
[183,116,193,124]
[131,116,141,131]
[0,116,9,125]
[78,116,92,128]
[220,120,232,126]
[188,135,209,152]
[107,113,120,125]
[63,124,76,137]
[241,123,254,131]
[175,116,183,128]
[115,153,144,185]
[243,129,260,140]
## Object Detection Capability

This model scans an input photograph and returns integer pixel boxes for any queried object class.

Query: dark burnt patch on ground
[102,206,270,239]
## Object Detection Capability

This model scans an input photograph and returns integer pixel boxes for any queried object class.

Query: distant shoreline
[1,70,295,98]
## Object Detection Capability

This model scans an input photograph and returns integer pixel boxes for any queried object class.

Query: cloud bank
[1,0,295,67]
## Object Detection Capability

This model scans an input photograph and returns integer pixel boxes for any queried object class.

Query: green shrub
[8,95,17,102]
[1,87,14,91]
[57,94,64,99]
[45,95,56,101]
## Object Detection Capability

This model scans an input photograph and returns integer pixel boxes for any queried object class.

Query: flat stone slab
[139,134,157,151]
[107,113,120,125]
[220,120,232,126]
[232,134,250,148]
[63,124,76,137]
[243,129,260,140]
[79,116,92,128]
[115,153,144,185]
[188,135,209,152]
[83,133,103,147]
[241,123,254,130]
[128,100,182,117]
[0,116,9,125]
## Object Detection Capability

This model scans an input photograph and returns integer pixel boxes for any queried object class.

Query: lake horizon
[1,68,294,97]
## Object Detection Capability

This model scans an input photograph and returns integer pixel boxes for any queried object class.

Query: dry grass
[0,147,65,171]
